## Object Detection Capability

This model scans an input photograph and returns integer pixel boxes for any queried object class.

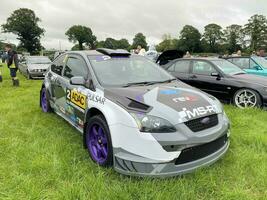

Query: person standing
[0,56,3,82]
[5,44,19,86]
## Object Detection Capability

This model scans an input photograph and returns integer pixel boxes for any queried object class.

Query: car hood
[104,82,222,124]
[231,74,267,86]
[28,64,50,70]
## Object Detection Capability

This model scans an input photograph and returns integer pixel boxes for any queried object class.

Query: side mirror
[253,65,262,70]
[70,76,86,86]
[211,72,220,77]
[211,72,221,80]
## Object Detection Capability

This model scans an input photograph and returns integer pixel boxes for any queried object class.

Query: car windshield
[28,57,51,64]
[88,55,175,87]
[212,60,245,75]
[252,57,267,69]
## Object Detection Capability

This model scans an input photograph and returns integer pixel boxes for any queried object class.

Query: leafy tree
[132,33,148,50]
[116,39,130,50]
[156,34,178,52]
[97,38,130,50]
[223,24,243,53]
[65,25,97,50]
[71,44,86,50]
[203,23,224,52]
[244,14,267,50]
[178,25,201,53]
[1,8,45,54]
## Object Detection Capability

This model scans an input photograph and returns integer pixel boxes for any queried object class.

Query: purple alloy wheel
[41,89,48,112]
[86,124,108,164]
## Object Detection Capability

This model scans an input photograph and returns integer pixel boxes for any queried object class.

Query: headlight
[209,95,223,111]
[131,113,176,133]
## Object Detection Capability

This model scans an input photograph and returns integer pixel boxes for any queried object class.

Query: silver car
[19,56,51,79]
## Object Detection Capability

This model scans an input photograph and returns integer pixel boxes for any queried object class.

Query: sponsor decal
[173,95,198,102]
[77,117,84,127]
[96,55,111,62]
[88,93,106,105]
[180,105,217,119]
[160,89,180,95]
[59,106,66,114]
[66,89,87,110]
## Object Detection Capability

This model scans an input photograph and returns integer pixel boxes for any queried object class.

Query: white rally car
[40,48,230,177]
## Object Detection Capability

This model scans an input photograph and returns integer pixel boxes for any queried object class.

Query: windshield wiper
[145,78,177,85]
[122,81,152,87]
[122,79,177,87]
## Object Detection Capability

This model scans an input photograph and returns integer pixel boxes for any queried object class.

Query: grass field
[0,65,266,200]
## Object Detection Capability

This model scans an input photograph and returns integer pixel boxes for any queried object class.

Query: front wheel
[41,87,52,112]
[85,115,113,167]
[233,89,262,109]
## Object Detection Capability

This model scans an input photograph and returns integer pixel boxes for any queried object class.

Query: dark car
[225,56,267,77]
[163,57,267,109]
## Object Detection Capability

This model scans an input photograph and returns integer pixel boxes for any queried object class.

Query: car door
[189,60,229,99]
[19,58,28,75]
[59,54,90,128]
[246,58,267,76]
[167,60,191,83]
[49,54,65,107]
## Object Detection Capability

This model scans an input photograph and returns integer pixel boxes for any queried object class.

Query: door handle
[190,75,197,79]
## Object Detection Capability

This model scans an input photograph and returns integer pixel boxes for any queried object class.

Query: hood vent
[127,98,150,111]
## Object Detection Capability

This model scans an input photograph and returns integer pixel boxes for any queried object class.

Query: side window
[174,61,190,73]
[51,55,64,75]
[192,61,216,76]
[249,59,258,69]
[63,56,88,79]
[168,64,175,71]
[232,58,249,69]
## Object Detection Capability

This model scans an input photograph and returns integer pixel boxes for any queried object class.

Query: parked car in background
[40,49,230,177]
[163,57,267,109]
[19,56,51,79]
[226,56,267,77]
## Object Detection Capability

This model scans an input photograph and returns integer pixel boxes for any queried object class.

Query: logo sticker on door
[66,89,86,110]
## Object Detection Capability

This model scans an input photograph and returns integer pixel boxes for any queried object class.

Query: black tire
[85,115,113,167]
[233,88,262,108]
[0,75,2,82]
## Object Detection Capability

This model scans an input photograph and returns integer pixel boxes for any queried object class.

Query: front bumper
[111,113,230,177]
[114,137,229,177]
[29,71,46,79]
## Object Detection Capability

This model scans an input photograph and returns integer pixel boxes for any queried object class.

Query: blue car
[226,56,267,77]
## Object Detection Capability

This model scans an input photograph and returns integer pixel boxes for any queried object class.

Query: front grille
[185,114,218,132]
[175,134,228,165]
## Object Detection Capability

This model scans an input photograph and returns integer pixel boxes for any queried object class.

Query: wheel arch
[83,107,108,148]
[233,87,263,106]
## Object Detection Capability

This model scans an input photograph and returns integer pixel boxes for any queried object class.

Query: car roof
[177,57,224,62]
[226,56,251,59]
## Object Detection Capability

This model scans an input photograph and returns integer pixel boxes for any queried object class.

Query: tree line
[1,8,267,55]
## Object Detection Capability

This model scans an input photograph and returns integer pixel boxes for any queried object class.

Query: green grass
[0,65,266,200]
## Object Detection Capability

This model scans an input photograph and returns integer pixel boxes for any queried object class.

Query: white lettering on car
[181,105,217,120]
[88,93,106,105]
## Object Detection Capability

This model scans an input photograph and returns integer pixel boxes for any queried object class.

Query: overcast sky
[0,0,266,50]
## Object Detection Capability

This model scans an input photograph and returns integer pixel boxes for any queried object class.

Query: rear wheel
[85,115,113,167]
[233,89,262,109]
[41,87,52,112]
